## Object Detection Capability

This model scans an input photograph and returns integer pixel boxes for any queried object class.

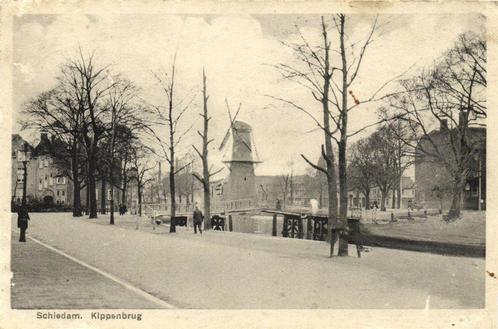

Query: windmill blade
[231,102,242,123]
[251,132,260,163]
[218,128,231,151]
[225,98,234,124]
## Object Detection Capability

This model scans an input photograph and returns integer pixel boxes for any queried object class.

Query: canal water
[228,214,313,238]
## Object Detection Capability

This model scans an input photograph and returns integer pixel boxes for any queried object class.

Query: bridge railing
[212,199,257,213]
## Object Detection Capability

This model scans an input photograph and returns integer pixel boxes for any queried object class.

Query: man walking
[193,205,203,235]
[17,206,30,242]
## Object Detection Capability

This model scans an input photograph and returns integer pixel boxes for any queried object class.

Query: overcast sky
[13,13,484,176]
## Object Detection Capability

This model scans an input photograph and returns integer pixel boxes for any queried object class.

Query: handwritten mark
[349,90,360,105]
[487,270,496,279]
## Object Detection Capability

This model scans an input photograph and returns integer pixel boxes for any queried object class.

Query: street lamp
[17,142,31,207]
[475,152,482,211]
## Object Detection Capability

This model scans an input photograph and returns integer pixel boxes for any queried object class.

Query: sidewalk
[11,231,165,309]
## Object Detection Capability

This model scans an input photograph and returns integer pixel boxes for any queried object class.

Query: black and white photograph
[1,1,496,328]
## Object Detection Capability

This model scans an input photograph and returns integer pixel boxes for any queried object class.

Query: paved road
[11,213,485,309]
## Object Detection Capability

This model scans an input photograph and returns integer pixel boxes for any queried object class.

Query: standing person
[193,205,203,235]
[17,206,30,242]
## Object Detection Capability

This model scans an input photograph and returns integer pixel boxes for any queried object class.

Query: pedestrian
[17,205,30,242]
[193,205,203,234]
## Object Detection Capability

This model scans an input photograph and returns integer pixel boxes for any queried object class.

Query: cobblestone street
[10,213,485,309]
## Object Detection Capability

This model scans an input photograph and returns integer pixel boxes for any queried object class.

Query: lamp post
[471,152,482,211]
[17,142,31,207]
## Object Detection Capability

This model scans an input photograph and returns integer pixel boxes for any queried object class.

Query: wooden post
[306,216,312,240]
[272,214,277,236]
[290,217,295,238]
[228,214,233,232]
[297,216,304,239]
[282,215,289,237]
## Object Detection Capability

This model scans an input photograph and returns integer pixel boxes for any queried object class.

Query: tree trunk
[448,178,464,219]
[337,15,349,256]
[121,174,127,206]
[391,187,396,209]
[88,159,98,218]
[109,167,115,225]
[101,178,106,214]
[365,191,370,210]
[71,154,82,217]
[85,180,90,215]
[397,181,402,209]
[380,189,387,212]
[326,153,338,256]
[138,185,142,217]
[169,170,176,232]
[203,183,210,230]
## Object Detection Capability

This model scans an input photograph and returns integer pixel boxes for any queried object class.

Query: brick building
[11,133,72,206]
[414,126,486,211]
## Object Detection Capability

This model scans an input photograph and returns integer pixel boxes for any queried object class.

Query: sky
[12,13,484,177]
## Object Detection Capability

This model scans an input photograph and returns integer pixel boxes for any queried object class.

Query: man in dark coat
[17,206,30,242]
[193,206,203,235]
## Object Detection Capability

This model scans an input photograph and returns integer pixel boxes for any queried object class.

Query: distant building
[11,133,72,206]
[372,177,415,209]
[414,123,486,210]
[11,132,121,212]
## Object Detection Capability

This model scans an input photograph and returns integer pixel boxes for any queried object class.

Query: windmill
[219,99,261,204]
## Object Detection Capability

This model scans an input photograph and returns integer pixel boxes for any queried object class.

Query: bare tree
[192,69,223,230]
[278,173,290,209]
[21,73,88,217]
[130,145,155,217]
[150,54,194,232]
[271,16,340,256]
[348,137,376,209]
[69,51,117,219]
[369,125,400,211]
[103,78,144,225]
[113,126,137,207]
[387,32,486,219]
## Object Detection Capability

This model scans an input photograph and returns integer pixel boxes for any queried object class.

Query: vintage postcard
[0,0,497,328]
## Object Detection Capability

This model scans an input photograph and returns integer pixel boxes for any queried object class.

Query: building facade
[11,133,73,207]
[414,126,486,211]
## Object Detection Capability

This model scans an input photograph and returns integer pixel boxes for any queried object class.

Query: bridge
[137,200,363,256]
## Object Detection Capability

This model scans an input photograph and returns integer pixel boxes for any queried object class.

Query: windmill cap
[233,120,252,131]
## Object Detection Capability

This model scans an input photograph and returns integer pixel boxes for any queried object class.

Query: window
[39,159,43,169]
[471,185,479,197]
[38,179,42,191]
[57,190,60,196]
[49,174,54,186]
[107,189,112,201]
[43,176,48,188]
[62,190,65,196]
[56,177,66,185]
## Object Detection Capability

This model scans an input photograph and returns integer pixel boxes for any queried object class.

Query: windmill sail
[218,127,231,151]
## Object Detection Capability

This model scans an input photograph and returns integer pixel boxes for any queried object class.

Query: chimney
[440,119,448,131]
